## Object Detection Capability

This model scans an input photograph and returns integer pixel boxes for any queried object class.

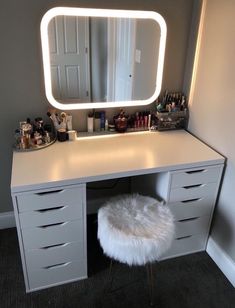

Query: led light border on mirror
[41,7,167,110]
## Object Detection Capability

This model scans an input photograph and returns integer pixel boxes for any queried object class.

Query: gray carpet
[0,215,235,308]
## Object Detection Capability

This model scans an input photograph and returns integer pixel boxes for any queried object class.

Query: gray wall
[188,0,235,261]
[0,0,196,213]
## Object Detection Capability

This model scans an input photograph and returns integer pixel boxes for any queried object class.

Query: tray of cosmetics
[156,90,189,131]
[13,117,56,152]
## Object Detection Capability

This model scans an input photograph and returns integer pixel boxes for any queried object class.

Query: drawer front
[28,260,87,290]
[174,215,210,238]
[22,220,84,250]
[168,194,215,220]
[19,203,82,229]
[17,186,84,212]
[25,241,85,269]
[170,165,222,188]
[159,233,208,260]
[169,182,217,203]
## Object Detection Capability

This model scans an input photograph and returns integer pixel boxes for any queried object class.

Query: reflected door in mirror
[48,16,90,103]
[107,18,136,101]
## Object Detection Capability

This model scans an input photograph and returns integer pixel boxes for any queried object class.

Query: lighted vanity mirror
[41,7,166,110]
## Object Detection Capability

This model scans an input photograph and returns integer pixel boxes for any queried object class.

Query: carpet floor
[0,215,235,308]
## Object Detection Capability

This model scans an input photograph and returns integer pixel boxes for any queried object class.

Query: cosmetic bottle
[148,114,151,130]
[87,113,94,133]
[100,111,105,131]
[94,112,100,132]
[105,119,109,131]
[66,114,73,131]
[144,112,148,128]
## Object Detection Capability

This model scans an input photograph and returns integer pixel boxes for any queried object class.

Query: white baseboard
[0,211,16,229]
[207,237,235,287]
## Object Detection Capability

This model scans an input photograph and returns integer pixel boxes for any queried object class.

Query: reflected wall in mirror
[41,8,166,110]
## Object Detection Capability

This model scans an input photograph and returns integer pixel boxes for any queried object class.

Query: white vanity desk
[11,130,225,292]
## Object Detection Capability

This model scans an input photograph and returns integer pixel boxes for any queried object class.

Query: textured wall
[0,0,195,212]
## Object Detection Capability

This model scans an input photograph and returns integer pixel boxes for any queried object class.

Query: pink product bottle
[135,112,140,128]
[140,114,144,128]
[144,114,148,127]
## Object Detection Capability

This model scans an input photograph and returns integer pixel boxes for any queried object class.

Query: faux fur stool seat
[98,194,175,266]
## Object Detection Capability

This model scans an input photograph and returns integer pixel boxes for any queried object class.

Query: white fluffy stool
[98,194,175,304]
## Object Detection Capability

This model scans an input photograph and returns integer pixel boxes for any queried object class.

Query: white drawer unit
[160,233,208,260]
[19,202,82,228]
[12,184,87,292]
[25,241,85,269]
[170,165,222,188]
[17,186,84,212]
[174,215,210,238]
[169,182,218,203]
[28,260,87,290]
[160,164,223,260]
[168,194,215,220]
[21,220,84,250]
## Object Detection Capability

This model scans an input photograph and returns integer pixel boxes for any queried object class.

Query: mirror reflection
[48,16,161,104]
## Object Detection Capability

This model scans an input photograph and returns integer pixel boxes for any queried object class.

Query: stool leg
[108,259,113,278]
[106,259,114,293]
[146,263,154,306]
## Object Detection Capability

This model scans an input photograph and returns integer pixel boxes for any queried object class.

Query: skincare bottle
[105,119,109,131]
[66,114,73,131]
[100,111,105,131]
[148,114,151,130]
[94,112,100,132]
[87,113,94,133]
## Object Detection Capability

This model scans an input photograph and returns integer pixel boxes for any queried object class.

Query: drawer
[169,182,218,203]
[19,202,82,229]
[22,219,84,250]
[168,194,215,220]
[174,215,210,238]
[159,233,208,260]
[170,165,222,188]
[25,241,85,269]
[28,260,87,290]
[17,186,84,212]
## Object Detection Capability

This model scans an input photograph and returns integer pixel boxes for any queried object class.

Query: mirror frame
[40,7,167,110]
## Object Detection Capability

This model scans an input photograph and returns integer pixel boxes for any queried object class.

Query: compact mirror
[41,7,166,110]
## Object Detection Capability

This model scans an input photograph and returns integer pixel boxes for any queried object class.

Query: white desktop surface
[11,130,224,193]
